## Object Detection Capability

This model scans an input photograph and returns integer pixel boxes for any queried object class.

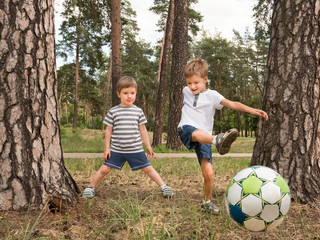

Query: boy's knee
[201,164,214,180]
[191,129,205,142]
[142,165,152,173]
[100,165,112,175]
[202,169,214,181]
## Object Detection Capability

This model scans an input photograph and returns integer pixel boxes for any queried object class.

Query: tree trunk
[166,0,188,149]
[111,0,122,106]
[0,0,80,211]
[73,12,81,130]
[152,0,175,147]
[65,102,69,124]
[251,0,320,204]
[101,58,112,131]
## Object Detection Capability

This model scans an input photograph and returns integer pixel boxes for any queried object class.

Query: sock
[160,185,167,190]
[212,136,217,145]
[202,199,211,204]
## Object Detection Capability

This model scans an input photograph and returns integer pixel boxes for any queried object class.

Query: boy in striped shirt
[83,76,173,198]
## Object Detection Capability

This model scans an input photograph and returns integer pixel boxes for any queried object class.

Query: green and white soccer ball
[225,166,291,232]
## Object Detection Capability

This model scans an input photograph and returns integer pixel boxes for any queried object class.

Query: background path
[63,152,252,159]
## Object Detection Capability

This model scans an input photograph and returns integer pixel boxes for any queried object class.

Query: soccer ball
[225,166,291,232]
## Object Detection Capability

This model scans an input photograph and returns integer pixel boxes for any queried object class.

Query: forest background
[55,0,271,143]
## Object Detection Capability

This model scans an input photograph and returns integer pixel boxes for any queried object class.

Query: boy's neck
[119,103,133,107]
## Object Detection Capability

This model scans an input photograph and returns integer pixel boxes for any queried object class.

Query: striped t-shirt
[103,105,147,153]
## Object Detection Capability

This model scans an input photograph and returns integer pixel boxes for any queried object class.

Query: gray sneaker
[161,186,174,198]
[201,201,220,214]
[215,128,238,155]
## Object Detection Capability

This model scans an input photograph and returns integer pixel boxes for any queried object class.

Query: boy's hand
[103,149,111,162]
[254,109,269,120]
[146,147,155,160]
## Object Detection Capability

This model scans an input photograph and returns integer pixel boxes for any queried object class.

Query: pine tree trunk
[73,23,80,130]
[252,0,320,204]
[152,0,174,147]
[101,58,112,131]
[0,0,80,210]
[111,0,122,106]
[166,0,188,150]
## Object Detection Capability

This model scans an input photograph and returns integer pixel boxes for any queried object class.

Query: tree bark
[111,0,122,106]
[252,0,320,204]
[0,0,80,210]
[152,0,174,147]
[73,18,80,130]
[166,0,188,149]
[101,58,112,131]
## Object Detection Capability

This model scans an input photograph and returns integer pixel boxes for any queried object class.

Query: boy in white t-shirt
[178,58,268,214]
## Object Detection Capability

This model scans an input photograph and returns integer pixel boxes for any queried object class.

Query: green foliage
[57,64,104,129]
[57,0,108,74]
[150,0,203,37]
[56,0,271,138]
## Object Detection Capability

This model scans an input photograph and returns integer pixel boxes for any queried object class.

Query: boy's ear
[117,91,120,97]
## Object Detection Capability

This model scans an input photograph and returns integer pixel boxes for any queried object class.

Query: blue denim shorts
[103,151,151,171]
[178,125,212,164]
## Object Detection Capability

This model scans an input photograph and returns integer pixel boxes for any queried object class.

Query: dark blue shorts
[178,125,212,165]
[103,151,151,171]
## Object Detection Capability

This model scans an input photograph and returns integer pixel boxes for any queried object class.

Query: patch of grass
[229,137,256,153]
[61,127,105,153]
[61,127,256,153]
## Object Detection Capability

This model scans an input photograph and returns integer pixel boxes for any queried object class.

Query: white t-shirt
[178,86,225,134]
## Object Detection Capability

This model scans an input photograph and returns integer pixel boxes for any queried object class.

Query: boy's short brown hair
[116,76,138,92]
[184,58,208,78]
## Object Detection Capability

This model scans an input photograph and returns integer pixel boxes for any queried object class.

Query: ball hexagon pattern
[225,166,291,232]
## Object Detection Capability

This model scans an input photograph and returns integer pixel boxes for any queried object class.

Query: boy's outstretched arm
[139,124,155,159]
[220,99,269,120]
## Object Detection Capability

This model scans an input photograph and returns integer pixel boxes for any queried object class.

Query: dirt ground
[1,161,320,240]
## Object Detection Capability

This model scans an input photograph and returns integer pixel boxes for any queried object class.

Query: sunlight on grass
[61,128,256,153]
[61,127,105,153]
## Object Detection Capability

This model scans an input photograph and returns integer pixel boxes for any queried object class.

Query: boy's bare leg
[142,165,165,187]
[88,164,112,188]
[200,158,214,201]
[191,129,214,145]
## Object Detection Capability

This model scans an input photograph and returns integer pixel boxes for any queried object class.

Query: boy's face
[186,75,208,95]
[117,87,136,107]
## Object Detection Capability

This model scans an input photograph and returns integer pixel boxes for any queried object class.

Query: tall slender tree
[58,0,107,129]
[152,0,175,147]
[111,0,122,106]
[252,0,320,204]
[166,0,188,149]
[0,0,79,210]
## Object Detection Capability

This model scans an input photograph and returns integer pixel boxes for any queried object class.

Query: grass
[2,156,319,239]
[2,128,319,239]
[61,127,256,153]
